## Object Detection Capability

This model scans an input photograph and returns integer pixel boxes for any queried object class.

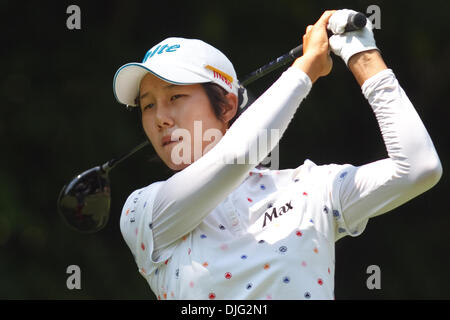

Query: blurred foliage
[1,0,449,299]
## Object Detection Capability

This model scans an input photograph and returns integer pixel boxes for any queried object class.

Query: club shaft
[101,140,150,172]
[240,45,303,87]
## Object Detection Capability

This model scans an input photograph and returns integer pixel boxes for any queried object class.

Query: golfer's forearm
[339,69,442,229]
[150,67,312,250]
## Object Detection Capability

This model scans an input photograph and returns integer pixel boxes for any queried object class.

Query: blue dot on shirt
[283,276,290,284]
[333,210,340,218]
[260,184,266,190]
[241,254,248,259]
[200,234,207,239]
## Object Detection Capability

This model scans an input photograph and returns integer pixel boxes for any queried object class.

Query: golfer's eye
[142,103,154,110]
[170,94,185,101]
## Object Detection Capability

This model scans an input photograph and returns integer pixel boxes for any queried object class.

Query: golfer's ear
[222,93,238,124]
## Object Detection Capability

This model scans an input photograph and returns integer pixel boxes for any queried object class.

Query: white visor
[113,37,240,107]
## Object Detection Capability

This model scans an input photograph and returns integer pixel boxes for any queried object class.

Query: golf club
[57,12,367,233]
[57,141,149,233]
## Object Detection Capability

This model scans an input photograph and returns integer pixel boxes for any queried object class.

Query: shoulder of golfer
[120,11,442,255]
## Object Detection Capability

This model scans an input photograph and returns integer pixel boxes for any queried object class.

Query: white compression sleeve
[151,67,312,251]
[338,69,442,231]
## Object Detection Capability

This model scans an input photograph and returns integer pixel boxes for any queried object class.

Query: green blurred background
[1,0,449,299]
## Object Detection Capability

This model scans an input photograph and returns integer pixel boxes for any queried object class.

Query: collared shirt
[120,68,441,300]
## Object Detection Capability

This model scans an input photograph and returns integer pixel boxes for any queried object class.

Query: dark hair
[201,82,242,127]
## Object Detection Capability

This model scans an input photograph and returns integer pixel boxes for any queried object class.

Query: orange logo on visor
[205,65,233,90]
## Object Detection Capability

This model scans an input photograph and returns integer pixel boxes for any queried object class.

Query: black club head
[57,166,111,233]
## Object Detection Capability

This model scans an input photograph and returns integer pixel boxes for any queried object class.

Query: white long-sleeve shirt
[120,67,442,300]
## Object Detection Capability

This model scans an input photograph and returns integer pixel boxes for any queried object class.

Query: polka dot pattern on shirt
[121,162,360,300]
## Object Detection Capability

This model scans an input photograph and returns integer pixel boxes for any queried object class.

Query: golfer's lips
[161,134,183,147]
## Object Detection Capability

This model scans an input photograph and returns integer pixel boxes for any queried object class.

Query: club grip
[345,12,367,32]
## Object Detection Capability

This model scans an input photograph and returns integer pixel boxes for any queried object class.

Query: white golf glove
[328,9,378,65]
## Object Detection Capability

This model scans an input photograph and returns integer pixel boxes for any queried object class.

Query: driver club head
[57,166,111,233]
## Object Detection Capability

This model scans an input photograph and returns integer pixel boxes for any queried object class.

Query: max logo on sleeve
[262,200,293,228]
[142,43,181,62]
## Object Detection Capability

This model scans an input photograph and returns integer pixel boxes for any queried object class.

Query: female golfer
[113,10,442,300]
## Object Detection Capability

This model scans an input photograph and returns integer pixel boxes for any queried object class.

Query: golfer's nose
[155,104,174,129]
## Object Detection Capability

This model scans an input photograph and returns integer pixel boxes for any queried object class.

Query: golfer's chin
[166,160,190,172]
[158,140,217,172]
[158,148,192,172]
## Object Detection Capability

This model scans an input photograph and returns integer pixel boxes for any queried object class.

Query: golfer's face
[139,73,228,171]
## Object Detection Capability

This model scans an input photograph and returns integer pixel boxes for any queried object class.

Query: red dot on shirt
[303,192,308,196]
[247,197,253,202]
[259,173,263,177]
[328,268,331,274]
[141,243,145,251]
[209,292,216,299]
[296,230,303,237]
[318,278,323,285]
[225,272,232,279]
